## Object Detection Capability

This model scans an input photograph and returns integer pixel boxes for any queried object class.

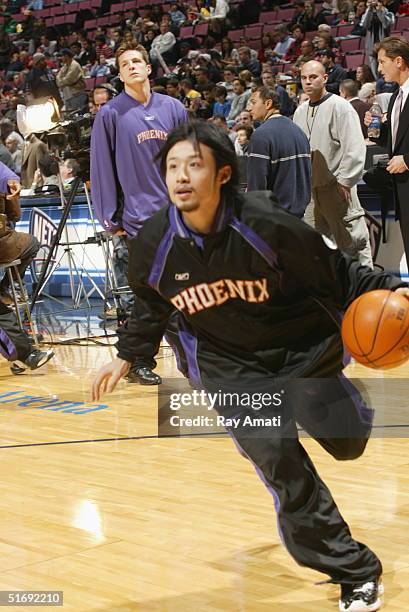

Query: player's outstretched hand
[92,358,131,402]
[395,287,409,299]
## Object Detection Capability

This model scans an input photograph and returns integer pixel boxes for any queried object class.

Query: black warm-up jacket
[117,191,405,388]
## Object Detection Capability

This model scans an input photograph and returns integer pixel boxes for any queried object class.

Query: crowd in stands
[0,0,406,187]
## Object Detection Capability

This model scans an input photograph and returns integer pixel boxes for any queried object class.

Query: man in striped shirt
[247,86,311,218]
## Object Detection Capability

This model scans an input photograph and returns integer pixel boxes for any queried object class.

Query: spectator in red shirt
[95,35,114,60]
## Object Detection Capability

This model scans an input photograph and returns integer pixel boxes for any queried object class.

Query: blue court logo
[0,391,108,414]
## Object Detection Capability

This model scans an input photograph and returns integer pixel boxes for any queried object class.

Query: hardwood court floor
[0,343,408,611]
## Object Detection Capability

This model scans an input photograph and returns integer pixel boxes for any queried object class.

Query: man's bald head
[300,60,328,102]
[301,60,326,77]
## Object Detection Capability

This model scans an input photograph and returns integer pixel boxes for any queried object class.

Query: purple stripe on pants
[338,373,374,427]
[227,429,286,546]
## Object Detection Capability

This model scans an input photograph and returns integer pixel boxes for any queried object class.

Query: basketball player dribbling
[92,122,409,611]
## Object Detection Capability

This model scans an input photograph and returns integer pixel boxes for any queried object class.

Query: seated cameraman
[29,153,60,195]
[0,161,40,304]
[90,83,117,115]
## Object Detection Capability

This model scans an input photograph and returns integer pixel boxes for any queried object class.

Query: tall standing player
[92,122,409,612]
[90,42,188,385]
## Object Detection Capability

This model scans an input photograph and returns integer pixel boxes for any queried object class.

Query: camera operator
[89,83,117,115]
[59,157,81,191]
[0,161,40,304]
[360,0,395,76]
[28,153,60,195]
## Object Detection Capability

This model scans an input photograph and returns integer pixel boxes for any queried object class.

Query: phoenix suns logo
[170,278,270,315]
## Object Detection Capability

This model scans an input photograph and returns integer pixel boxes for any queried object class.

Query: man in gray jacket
[56,49,87,111]
[293,60,372,268]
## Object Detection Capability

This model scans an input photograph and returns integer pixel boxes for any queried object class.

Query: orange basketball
[341,289,409,369]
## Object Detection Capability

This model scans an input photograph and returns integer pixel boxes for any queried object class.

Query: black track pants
[221,375,382,585]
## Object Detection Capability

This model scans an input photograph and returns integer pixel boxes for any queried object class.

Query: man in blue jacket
[247,86,311,218]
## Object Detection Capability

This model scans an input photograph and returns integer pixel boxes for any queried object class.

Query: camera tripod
[30,176,104,310]
[30,175,131,326]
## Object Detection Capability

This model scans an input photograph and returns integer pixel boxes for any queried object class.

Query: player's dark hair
[158,121,240,198]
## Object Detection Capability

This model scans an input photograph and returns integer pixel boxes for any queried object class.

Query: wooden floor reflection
[0,343,408,611]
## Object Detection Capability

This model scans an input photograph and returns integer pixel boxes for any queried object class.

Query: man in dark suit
[340,78,371,138]
[365,36,409,270]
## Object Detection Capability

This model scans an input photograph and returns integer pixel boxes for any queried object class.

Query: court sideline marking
[0,424,408,449]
